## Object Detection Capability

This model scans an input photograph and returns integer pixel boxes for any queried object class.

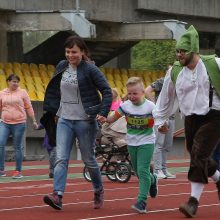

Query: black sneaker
[94,189,104,209]
[149,173,158,198]
[43,192,62,210]
[131,200,147,214]
[216,178,220,201]
[179,196,199,218]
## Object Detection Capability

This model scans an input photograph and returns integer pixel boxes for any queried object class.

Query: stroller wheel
[106,162,117,182]
[83,166,92,182]
[115,162,132,183]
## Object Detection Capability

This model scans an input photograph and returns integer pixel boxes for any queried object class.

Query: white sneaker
[154,170,166,179]
[163,170,176,179]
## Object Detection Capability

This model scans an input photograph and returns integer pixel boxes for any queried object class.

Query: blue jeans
[54,118,102,195]
[0,122,26,172]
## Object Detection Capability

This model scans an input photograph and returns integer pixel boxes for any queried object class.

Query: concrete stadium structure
[1,0,220,160]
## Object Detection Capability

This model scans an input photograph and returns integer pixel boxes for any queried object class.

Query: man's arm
[145,85,155,103]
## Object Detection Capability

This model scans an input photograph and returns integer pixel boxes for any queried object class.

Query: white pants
[153,119,175,171]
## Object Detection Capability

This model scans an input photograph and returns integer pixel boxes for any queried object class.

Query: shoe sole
[43,196,62,210]
[131,205,147,214]
[12,176,23,179]
[94,202,103,209]
[179,206,194,218]
[166,176,176,179]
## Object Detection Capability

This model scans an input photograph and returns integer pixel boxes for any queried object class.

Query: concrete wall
[137,0,220,18]
[1,0,220,20]
[1,0,220,21]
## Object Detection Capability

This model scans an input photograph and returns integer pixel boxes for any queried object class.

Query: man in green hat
[153,25,220,218]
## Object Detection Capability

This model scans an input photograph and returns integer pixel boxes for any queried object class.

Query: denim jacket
[43,60,112,119]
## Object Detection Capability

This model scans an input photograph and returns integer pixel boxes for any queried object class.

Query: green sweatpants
[128,144,155,202]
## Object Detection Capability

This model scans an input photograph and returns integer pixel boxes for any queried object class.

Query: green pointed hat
[176,25,199,53]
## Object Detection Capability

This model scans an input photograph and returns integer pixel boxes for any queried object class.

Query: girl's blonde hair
[112,87,119,97]
[126,77,144,90]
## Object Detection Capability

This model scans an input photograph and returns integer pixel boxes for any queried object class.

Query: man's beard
[179,53,194,66]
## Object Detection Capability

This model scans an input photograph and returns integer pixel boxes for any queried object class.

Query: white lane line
[0,180,188,191]
[78,203,220,220]
[0,181,216,200]
[0,182,190,199]
[0,190,218,212]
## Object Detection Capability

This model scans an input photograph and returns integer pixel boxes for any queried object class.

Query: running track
[0,159,219,220]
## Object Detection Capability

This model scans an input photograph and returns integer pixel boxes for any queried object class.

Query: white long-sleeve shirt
[153,58,220,126]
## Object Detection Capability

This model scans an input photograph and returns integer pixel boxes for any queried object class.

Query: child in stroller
[97,116,128,158]
[83,116,133,183]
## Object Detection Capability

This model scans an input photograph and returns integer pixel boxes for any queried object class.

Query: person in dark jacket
[43,35,112,211]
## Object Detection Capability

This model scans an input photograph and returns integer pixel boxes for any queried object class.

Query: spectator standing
[145,73,176,179]
[0,74,38,178]
[43,35,112,211]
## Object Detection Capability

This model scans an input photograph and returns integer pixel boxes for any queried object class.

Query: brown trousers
[185,109,220,183]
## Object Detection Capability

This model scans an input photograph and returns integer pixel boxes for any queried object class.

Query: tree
[131,40,176,71]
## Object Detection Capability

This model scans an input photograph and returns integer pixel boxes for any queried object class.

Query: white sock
[191,182,205,201]
[211,170,220,182]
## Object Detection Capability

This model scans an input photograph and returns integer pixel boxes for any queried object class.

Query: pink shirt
[110,99,122,111]
[0,87,34,124]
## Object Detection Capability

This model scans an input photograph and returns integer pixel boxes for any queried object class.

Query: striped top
[116,99,155,146]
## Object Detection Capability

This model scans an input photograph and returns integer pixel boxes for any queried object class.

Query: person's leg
[11,123,26,173]
[213,141,220,171]
[48,147,56,178]
[76,120,102,191]
[127,145,137,175]
[76,120,104,209]
[53,118,75,195]
[43,118,75,210]
[0,122,10,174]
[180,112,220,217]
[162,119,176,178]
[136,144,154,202]
[153,127,166,179]
[130,144,155,213]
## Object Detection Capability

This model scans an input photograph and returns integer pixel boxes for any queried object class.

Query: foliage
[131,40,176,71]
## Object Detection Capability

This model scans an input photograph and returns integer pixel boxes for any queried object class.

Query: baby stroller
[83,117,132,183]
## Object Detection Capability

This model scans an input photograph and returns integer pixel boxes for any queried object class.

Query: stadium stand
[0,62,165,101]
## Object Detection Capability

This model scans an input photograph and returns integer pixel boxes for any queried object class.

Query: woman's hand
[54,116,59,124]
[33,121,39,129]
